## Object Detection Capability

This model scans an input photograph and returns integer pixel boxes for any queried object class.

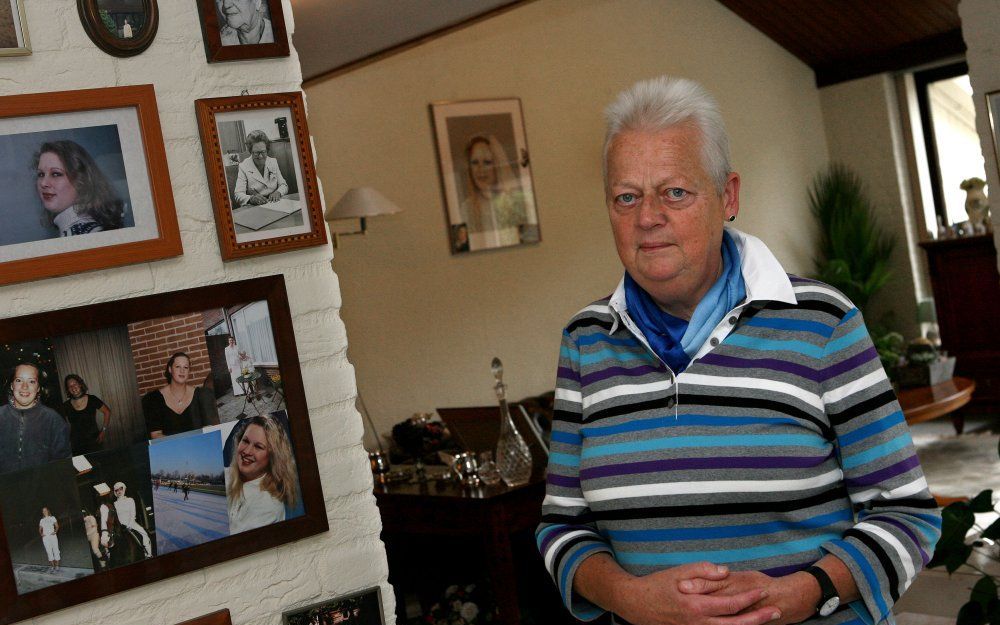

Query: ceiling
[293,0,965,87]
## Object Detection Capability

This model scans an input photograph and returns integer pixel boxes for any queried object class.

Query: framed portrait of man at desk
[196,92,327,260]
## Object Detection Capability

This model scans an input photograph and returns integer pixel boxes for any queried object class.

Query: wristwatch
[805,566,840,617]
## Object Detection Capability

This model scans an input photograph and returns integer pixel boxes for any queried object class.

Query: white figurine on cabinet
[960,176,990,234]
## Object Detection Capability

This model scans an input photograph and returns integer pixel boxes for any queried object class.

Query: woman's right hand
[249,193,268,205]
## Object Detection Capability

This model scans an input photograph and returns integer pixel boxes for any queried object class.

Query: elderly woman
[537,76,940,625]
[234,130,288,207]
[217,0,275,46]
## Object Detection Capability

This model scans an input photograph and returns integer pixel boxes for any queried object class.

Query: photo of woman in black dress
[141,352,219,439]
[62,374,111,455]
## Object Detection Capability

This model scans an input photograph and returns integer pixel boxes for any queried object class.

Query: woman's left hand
[680,571,818,625]
[97,431,106,444]
[267,190,282,202]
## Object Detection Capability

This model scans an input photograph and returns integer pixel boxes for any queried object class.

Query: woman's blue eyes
[615,189,687,205]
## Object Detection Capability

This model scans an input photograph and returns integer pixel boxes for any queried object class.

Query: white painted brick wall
[0,2,390,623]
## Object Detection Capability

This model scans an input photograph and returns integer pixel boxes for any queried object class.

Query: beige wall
[305,0,829,437]
[818,76,925,339]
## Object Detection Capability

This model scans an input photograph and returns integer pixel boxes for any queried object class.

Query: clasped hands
[615,562,819,625]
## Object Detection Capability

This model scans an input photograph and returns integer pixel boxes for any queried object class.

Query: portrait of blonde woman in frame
[431,98,540,254]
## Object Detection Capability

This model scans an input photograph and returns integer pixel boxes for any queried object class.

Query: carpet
[911,417,1000,498]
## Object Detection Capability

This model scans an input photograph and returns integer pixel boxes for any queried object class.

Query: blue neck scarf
[624,230,746,373]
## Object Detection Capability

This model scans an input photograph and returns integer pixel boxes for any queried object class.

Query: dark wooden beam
[814,29,966,87]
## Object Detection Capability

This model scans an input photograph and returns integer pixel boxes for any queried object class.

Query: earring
[727,215,736,222]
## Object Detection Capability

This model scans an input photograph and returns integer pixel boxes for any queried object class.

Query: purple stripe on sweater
[698,346,878,383]
[761,561,813,577]
[580,453,833,480]
[539,525,579,554]
[547,473,581,489]
[818,346,879,381]
[877,516,930,565]
[844,455,921,488]
[581,364,662,386]
[557,366,580,383]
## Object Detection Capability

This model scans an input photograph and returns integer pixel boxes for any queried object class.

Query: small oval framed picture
[196,0,289,63]
[77,0,159,57]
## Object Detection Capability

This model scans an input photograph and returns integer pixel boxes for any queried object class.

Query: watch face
[819,596,840,617]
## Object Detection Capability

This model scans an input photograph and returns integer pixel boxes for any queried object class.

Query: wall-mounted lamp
[324,187,403,248]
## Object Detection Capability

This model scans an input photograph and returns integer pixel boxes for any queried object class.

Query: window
[914,61,987,233]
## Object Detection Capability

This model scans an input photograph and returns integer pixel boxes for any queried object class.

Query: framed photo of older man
[0,0,30,56]
[195,91,327,260]
[196,0,289,63]
[430,97,540,254]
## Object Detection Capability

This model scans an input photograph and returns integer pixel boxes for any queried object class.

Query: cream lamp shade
[324,187,402,247]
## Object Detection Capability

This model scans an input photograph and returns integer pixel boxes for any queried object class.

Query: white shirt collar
[52,205,85,235]
[607,226,797,333]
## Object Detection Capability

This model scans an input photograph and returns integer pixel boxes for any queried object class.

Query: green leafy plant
[810,164,896,317]
[928,491,1000,625]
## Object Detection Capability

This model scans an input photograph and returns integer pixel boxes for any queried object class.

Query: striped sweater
[536,232,941,625]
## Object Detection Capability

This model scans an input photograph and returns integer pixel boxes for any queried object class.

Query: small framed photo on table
[196,0,289,63]
[430,97,540,254]
[0,84,181,286]
[0,0,30,56]
[195,91,328,261]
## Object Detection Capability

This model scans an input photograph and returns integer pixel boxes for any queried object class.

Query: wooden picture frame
[196,0,289,63]
[0,276,328,624]
[177,609,232,625]
[283,587,385,625]
[0,0,29,56]
[195,91,328,260]
[77,0,159,57]
[0,84,181,286]
[430,97,540,254]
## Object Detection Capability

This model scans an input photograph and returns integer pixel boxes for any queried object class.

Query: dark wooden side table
[897,376,975,434]
[374,472,547,625]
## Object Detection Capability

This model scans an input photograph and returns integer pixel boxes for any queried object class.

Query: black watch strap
[806,566,840,615]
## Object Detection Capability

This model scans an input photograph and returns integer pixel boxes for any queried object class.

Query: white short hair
[603,75,731,193]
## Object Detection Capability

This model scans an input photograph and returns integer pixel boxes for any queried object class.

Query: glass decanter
[491,357,532,487]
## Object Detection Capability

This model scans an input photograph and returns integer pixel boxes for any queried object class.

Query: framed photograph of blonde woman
[0,85,181,286]
[431,98,540,254]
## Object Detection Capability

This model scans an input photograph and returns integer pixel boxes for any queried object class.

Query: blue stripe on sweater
[549,452,580,467]
[832,539,888,619]
[838,411,904,447]
[607,509,852,542]
[743,317,835,337]
[577,333,638,347]
[841,436,913,470]
[582,434,829,459]
[616,533,839,565]
[551,431,583,445]
[725,325,867,358]
[577,348,657,365]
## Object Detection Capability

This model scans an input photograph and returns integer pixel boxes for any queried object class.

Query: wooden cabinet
[920,235,1000,412]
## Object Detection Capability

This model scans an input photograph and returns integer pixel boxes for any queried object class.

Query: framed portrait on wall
[430,98,540,254]
[0,84,181,286]
[196,0,289,63]
[0,276,328,624]
[0,0,29,57]
[77,0,159,58]
[195,91,327,260]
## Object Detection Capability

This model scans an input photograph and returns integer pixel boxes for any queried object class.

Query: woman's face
[66,378,83,398]
[11,364,40,409]
[468,141,497,193]
[36,152,79,215]
[250,141,268,169]
[168,356,190,385]
[236,423,270,481]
